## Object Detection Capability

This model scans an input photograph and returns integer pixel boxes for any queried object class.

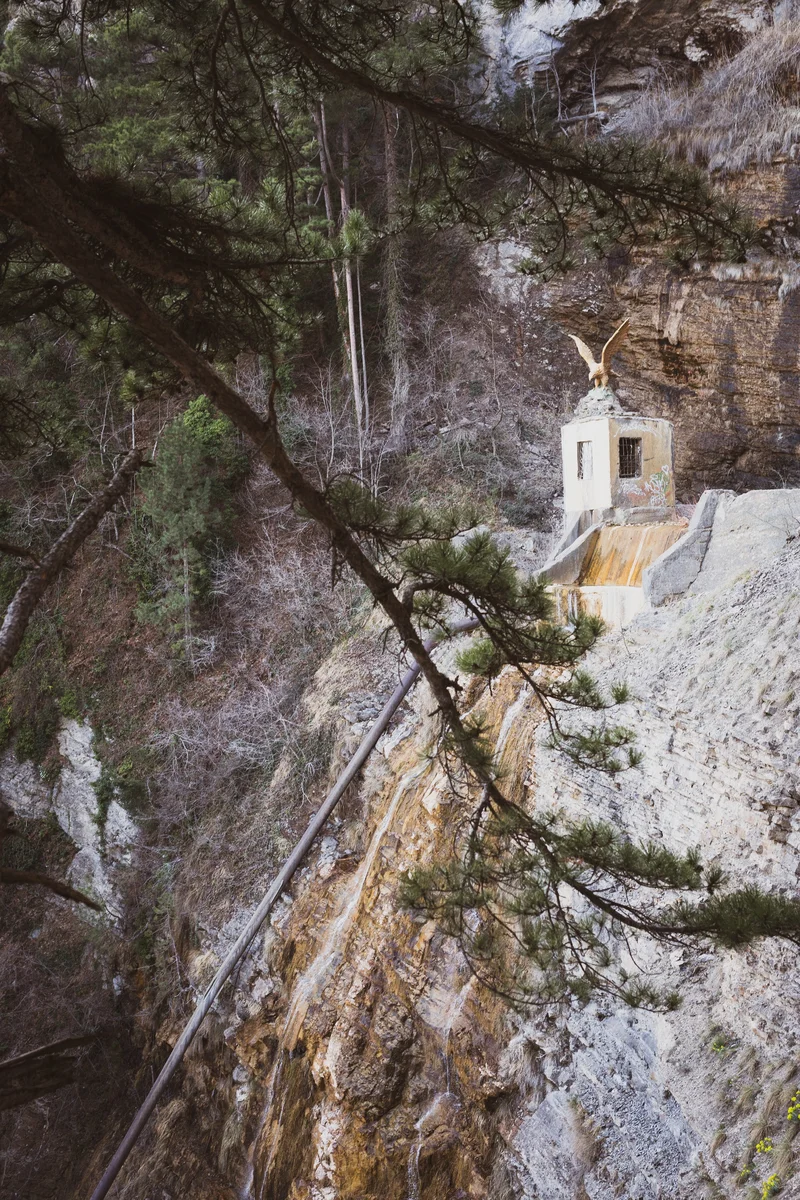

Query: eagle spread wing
[600,319,630,371]
[567,334,598,370]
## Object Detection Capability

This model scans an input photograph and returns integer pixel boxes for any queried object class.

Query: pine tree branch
[0,446,143,677]
[240,0,748,251]
[0,95,467,743]
[0,88,534,868]
[5,80,788,1022]
[0,85,304,295]
[0,89,195,288]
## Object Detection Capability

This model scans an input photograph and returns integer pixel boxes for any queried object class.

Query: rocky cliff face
[239,489,800,1200]
[482,163,800,497]
[549,0,772,105]
[1,718,137,911]
[480,0,800,496]
[104,489,800,1200]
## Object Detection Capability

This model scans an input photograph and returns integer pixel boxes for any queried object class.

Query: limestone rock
[219,490,800,1200]
[643,487,734,605]
[0,718,136,912]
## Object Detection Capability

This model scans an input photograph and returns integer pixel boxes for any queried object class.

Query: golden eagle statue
[567,318,630,388]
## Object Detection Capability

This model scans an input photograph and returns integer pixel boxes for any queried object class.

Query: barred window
[577,441,593,480]
[618,437,642,479]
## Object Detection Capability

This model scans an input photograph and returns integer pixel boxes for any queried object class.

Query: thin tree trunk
[182,543,194,670]
[339,121,365,466]
[314,100,363,459]
[0,447,143,677]
[0,868,102,910]
[312,103,343,310]
[0,539,39,562]
[356,258,370,450]
[343,258,363,465]
[382,104,410,453]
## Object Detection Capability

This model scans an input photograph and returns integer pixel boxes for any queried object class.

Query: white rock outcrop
[510,489,800,1198]
[479,0,602,93]
[0,718,136,913]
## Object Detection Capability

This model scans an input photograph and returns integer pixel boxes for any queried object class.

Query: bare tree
[0,1036,97,1111]
[0,446,143,678]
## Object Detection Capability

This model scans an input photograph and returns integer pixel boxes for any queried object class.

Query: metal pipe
[88,617,478,1199]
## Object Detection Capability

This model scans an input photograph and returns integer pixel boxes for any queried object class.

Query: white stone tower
[543,326,685,628]
[560,386,676,539]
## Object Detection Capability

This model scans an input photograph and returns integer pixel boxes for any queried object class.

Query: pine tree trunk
[182,543,194,670]
[312,103,343,314]
[356,258,369,453]
[339,121,365,469]
[314,103,364,466]
[382,104,410,454]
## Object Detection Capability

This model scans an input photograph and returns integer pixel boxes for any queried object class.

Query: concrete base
[550,507,679,564]
[544,523,688,628]
[541,523,602,585]
[543,486,800,627]
[642,489,733,607]
[550,583,646,629]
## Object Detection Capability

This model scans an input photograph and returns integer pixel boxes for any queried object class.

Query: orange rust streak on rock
[577,524,687,588]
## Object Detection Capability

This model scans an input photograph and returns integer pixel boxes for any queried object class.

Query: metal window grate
[577,441,593,480]
[618,437,642,479]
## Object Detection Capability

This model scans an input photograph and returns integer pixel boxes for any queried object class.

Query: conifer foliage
[0,0,795,1021]
[395,538,800,1010]
[402,802,800,1010]
[138,396,245,663]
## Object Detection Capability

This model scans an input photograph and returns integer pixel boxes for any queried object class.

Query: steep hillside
[3,2,800,1198]
[77,490,800,1200]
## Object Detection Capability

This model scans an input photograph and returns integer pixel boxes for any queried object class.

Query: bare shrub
[615,18,800,172]
[149,689,285,823]
[148,498,362,837]
[210,496,362,657]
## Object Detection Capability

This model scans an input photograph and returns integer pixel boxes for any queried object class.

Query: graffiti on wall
[621,464,672,507]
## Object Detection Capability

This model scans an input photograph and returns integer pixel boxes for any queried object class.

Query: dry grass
[615,18,800,172]
[763,1075,792,1124]
[746,1076,792,1159]
[136,481,371,941]
[569,1098,604,1167]
[710,1126,727,1153]
[734,1083,759,1117]
[738,1044,761,1079]
[775,1123,799,1178]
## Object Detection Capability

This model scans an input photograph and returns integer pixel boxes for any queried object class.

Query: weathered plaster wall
[561,413,675,516]
[562,415,614,513]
